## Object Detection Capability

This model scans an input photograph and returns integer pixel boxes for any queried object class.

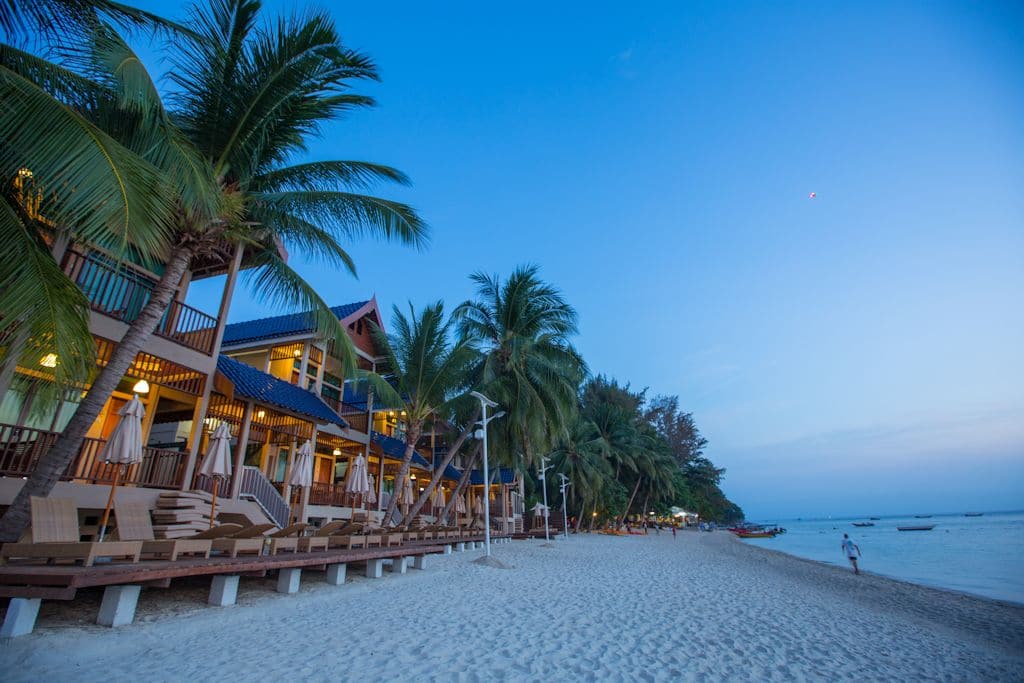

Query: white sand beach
[2,532,1023,682]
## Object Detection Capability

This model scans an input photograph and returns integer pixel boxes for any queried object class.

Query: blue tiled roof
[222,301,369,345]
[470,467,516,485]
[217,356,348,428]
[442,464,462,481]
[371,431,430,469]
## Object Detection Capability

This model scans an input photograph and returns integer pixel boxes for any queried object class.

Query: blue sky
[141,1,1023,518]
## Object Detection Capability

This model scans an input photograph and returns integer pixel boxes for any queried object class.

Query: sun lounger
[0,497,142,567]
[211,523,275,558]
[114,502,212,561]
[267,523,308,555]
[327,523,364,549]
[381,529,404,547]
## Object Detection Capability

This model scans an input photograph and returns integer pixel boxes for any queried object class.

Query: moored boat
[735,530,776,538]
[852,522,874,527]
[869,517,880,520]
[914,515,932,519]
[965,512,983,517]
[897,524,935,531]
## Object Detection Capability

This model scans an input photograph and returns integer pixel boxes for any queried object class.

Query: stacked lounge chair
[114,502,213,561]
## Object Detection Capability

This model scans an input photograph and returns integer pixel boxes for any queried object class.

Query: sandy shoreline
[2,532,1022,681]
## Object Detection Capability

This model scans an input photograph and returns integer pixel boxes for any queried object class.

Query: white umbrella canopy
[287,440,313,488]
[454,492,467,514]
[472,496,483,515]
[198,423,233,528]
[532,502,549,517]
[431,486,445,509]
[365,474,377,505]
[345,455,371,508]
[97,396,146,541]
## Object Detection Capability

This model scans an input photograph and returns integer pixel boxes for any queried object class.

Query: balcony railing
[319,394,369,433]
[0,423,186,489]
[63,248,218,355]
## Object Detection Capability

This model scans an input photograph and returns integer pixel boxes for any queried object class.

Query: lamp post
[558,473,571,540]
[470,391,504,557]
[538,456,551,542]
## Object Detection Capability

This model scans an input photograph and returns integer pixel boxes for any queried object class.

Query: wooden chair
[114,502,212,561]
[0,497,142,567]
[267,523,308,555]
[211,523,275,558]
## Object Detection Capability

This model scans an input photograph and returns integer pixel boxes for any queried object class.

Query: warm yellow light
[256,409,266,419]
[592,512,597,517]
[132,379,150,395]
[389,411,395,417]
[400,410,407,416]
[293,348,302,357]
[332,448,341,456]
[39,353,58,368]
[410,474,417,480]
[17,168,32,179]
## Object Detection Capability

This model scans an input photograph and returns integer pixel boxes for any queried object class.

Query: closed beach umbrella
[97,396,145,541]
[532,502,549,517]
[455,492,467,514]
[288,440,313,488]
[365,474,377,505]
[345,454,371,509]
[198,423,233,528]
[398,475,414,506]
[472,496,483,515]
[431,486,445,509]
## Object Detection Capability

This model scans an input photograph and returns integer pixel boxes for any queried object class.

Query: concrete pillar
[444,544,452,555]
[97,585,141,627]
[390,556,408,574]
[412,555,428,570]
[1,597,41,638]
[209,575,239,606]
[455,542,465,552]
[277,568,301,594]
[326,563,346,585]
[365,559,383,579]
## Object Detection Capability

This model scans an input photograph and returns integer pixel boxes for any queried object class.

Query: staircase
[238,466,291,528]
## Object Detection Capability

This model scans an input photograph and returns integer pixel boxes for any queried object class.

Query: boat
[914,515,932,519]
[735,530,777,539]
[965,512,983,517]
[852,522,874,527]
[869,517,880,520]
[897,524,935,531]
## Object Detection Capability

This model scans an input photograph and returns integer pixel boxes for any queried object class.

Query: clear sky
[139,1,1024,519]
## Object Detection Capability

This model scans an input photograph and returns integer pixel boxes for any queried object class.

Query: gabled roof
[471,467,516,485]
[222,301,371,345]
[216,356,348,428]
[371,431,430,469]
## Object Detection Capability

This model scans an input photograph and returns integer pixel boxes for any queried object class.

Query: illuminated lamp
[132,379,150,395]
[39,353,57,368]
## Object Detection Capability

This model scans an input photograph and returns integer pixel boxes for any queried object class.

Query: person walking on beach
[841,533,862,574]
[671,525,677,539]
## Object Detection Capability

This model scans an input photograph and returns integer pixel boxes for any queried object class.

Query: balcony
[0,423,187,490]
[319,394,369,433]
[63,248,218,355]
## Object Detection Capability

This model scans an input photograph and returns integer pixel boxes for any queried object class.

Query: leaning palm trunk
[405,409,479,522]
[616,477,643,530]
[575,500,586,532]
[438,445,480,522]
[381,423,422,527]
[0,244,194,542]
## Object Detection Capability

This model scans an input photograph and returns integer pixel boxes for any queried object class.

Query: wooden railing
[63,248,218,355]
[0,423,186,489]
[319,394,369,433]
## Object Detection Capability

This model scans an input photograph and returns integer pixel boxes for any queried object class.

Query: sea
[737,510,1024,605]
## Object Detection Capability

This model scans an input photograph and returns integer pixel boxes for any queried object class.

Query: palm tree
[375,302,476,527]
[0,0,427,541]
[547,416,612,531]
[455,265,585,470]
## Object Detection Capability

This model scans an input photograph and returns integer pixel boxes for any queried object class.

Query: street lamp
[538,456,551,542]
[558,473,571,540]
[470,391,504,557]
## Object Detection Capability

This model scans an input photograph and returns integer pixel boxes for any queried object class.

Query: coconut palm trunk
[616,477,643,530]
[438,444,481,522]
[0,244,194,542]
[405,409,479,522]
[381,423,422,527]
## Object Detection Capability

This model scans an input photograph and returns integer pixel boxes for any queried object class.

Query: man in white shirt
[841,533,862,574]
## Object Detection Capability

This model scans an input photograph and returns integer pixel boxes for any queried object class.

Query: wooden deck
[0,534,500,601]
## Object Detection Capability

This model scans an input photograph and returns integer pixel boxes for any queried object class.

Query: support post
[325,563,346,585]
[209,575,239,606]
[455,541,465,552]
[277,568,301,594]
[365,558,383,579]
[97,585,141,627]
[230,401,254,499]
[390,556,408,574]
[0,597,41,638]
[412,554,427,570]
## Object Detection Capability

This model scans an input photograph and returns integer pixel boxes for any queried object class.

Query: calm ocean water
[737,510,1024,604]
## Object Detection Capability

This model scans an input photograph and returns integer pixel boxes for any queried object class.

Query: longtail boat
[897,524,935,531]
